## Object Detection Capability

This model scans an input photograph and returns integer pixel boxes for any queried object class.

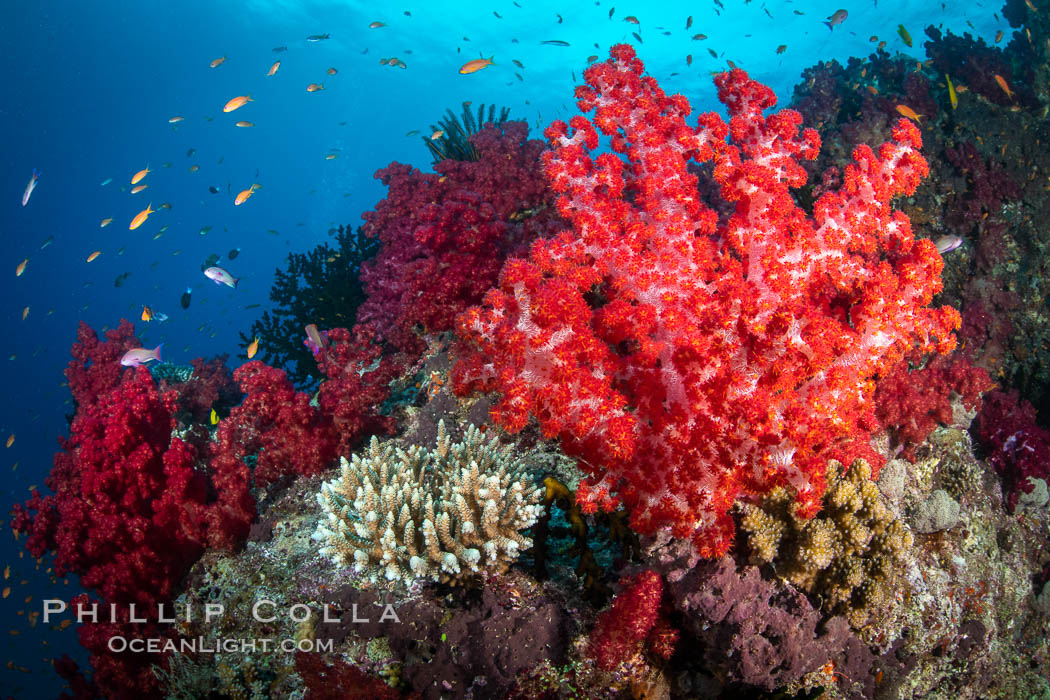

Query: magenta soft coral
[974,389,1050,510]
[875,353,992,460]
[588,570,675,670]
[218,360,339,487]
[357,120,561,356]
[453,45,959,558]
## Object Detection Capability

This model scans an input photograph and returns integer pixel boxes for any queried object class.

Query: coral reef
[358,120,561,358]
[314,421,543,586]
[738,459,913,628]
[454,43,958,558]
[243,225,378,387]
[423,102,511,162]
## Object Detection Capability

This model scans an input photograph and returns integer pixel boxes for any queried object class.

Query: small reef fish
[141,306,153,321]
[5,435,12,448]
[210,409,220,425]
[114,272,130,287]
[268,61,280,76]
[272,46,287,53]
[460,57,494,73]
[541,40,570,46]
[945,74,958,109]
[235,121,254,127]
[22,169,40,206]
[246,336,260,359]
[180,287,192,309]
[327,67,338,75]
[935,235,963,254]
[228,247,241,260]
[120,345,162,367]
[199,225,212,235]
[431,130,445,140]
[306,83,324,92]
[129,204,155,230]
[369,21,385,28]
[304,323,328,357]
[692,33,708,40]
[85,250,101,263]
[325,153,338,160]
[40,236,53,249]
[21,306,29,321]
[168,116,184,123]
[994,74,1014,99]
[15,259,28,277]
[131,166,150,184]
[159,202,172,210]
[776,44,787,54]
[100,217,113,227]
[897,24,912,47]
[895,105,922,122]
[189,165,200,172]
[824,9,847,30]
[130,184,148,194]
[223,95,252,112]
[100,177,112,186]
[204,266,239,288]
[234,184,257,205]
[306,33,330,41]
[995,30,1004,43]
[210,56,226,68]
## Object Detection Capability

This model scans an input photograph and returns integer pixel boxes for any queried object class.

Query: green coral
[738,459,913,627]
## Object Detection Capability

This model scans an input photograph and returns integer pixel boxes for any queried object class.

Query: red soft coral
[454,45,959,557]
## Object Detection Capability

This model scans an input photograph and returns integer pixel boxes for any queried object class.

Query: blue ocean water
[0,0,1002,695]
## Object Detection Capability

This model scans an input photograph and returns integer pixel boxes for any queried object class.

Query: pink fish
[935,235,963,254]
[22,169,40,206]
[304,323,328,357]
[204,266,238,288]
[120,344,163,367]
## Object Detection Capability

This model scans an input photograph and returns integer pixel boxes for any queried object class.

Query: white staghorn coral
[313,421,544,586]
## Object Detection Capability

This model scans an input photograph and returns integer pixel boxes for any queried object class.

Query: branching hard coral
[738,459,913,627]
[314,421,543,586]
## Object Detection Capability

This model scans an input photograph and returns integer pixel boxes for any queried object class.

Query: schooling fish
[234,184,257,205]
[180,287,192,309]
[460,57,494,73]
[306,33,330,41]
[129,203,155,230]
[22,169,40,206]
[223,95,252,112]
[246,336,260,359]
[541,40,570,46]
[824,9,847,30]
[228,247,241,260]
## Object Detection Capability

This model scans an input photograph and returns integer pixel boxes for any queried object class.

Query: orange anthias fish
[267,61,280,76]
[86,250,101,263]
[141,306,153,322]
[994,74,1014,99]
[895,104,923,123]
[129,203,155,230]
[306,83,324,92]
[246,336,260,359]
[234,184,257,205]
[223,95,253,112]
[100,218,113,228]
[459,57,494,74]
[168,116,184,123]
[327,67,338,75]
[210,55,227,68]
[235,121,254,127]
[131,166,150,185]
[15,259,28,277]
[130,184,148,194]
